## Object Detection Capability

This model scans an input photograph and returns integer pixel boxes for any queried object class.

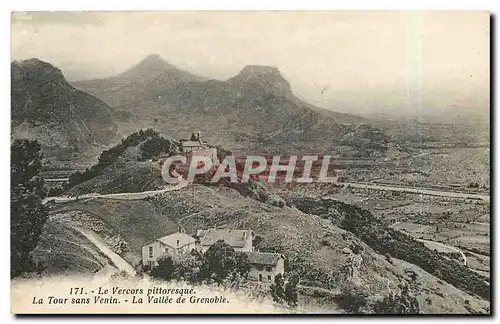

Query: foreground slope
[39,181,489,314]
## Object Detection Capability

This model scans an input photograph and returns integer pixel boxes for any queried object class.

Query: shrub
[373,283,420,314]
[268,194,285,208]
[335,282,369,314]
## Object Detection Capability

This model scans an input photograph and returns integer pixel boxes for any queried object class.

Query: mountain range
[73,54,389,155]
[11,58,119,162]
[11,55,390,165]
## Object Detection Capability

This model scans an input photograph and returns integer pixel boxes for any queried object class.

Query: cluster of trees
[335,282,370,314]
[11,139,48,277]
[68,129,175,187]
[150,240,250,285]
[139,136,173,161]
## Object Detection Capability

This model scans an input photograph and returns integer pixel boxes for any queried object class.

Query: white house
[244,252,286,283]
[196,229,254,253]
[142,232,197,267]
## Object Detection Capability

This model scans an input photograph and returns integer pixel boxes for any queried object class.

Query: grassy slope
[145,184,488,313]
[68,161,165,195]
[32,217,108,276]
[41,181,489,313]
[50,199,179,266]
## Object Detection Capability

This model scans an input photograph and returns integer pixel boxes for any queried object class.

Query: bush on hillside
[335,282,369,314]
[373,283,420,314]
[67,129,176,188]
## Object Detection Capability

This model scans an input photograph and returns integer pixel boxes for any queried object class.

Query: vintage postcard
[10,11,490,314]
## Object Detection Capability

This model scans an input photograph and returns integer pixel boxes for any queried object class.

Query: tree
[11,139,48,278]
[234,251,251,279]
[170,252,204,283]
[283,272,299,307]
[202,240,250,283]
[150,256,175,280]
[140,137,173,161]
[269,272,299,307]
[150,249,206,283]
[270,273,285,303]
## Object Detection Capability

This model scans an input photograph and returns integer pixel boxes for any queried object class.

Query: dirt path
[73,227,136,276]
[416,238,467,266]
[43,173,188,205]
[389,221,467,266]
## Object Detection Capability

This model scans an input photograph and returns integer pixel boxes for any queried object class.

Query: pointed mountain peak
[117,54,175,81]
[141,53,167,65]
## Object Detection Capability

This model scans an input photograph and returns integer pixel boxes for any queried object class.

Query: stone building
[142,232,197,267]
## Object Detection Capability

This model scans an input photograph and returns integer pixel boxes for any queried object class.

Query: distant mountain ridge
[73,54,206,107]
[11,58,118,160]
[73,54,389,155]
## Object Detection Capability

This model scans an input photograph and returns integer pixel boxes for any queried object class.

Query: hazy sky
[11,11,490,118]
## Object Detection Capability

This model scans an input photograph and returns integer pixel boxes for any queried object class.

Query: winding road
[73,226,136,276]
[341,182,490,202]
[389,222,467,266]
[43,174,188,205]
[43,173,188,275]
[416,238,467,266]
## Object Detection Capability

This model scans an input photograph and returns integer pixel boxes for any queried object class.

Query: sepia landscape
[11,11,490,314]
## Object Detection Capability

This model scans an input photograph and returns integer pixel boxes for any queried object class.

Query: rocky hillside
[66,128,177,195]
[72,55,389,156]
[11,59,118,160]
[42,182,489,314]
[288,197,490,301]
